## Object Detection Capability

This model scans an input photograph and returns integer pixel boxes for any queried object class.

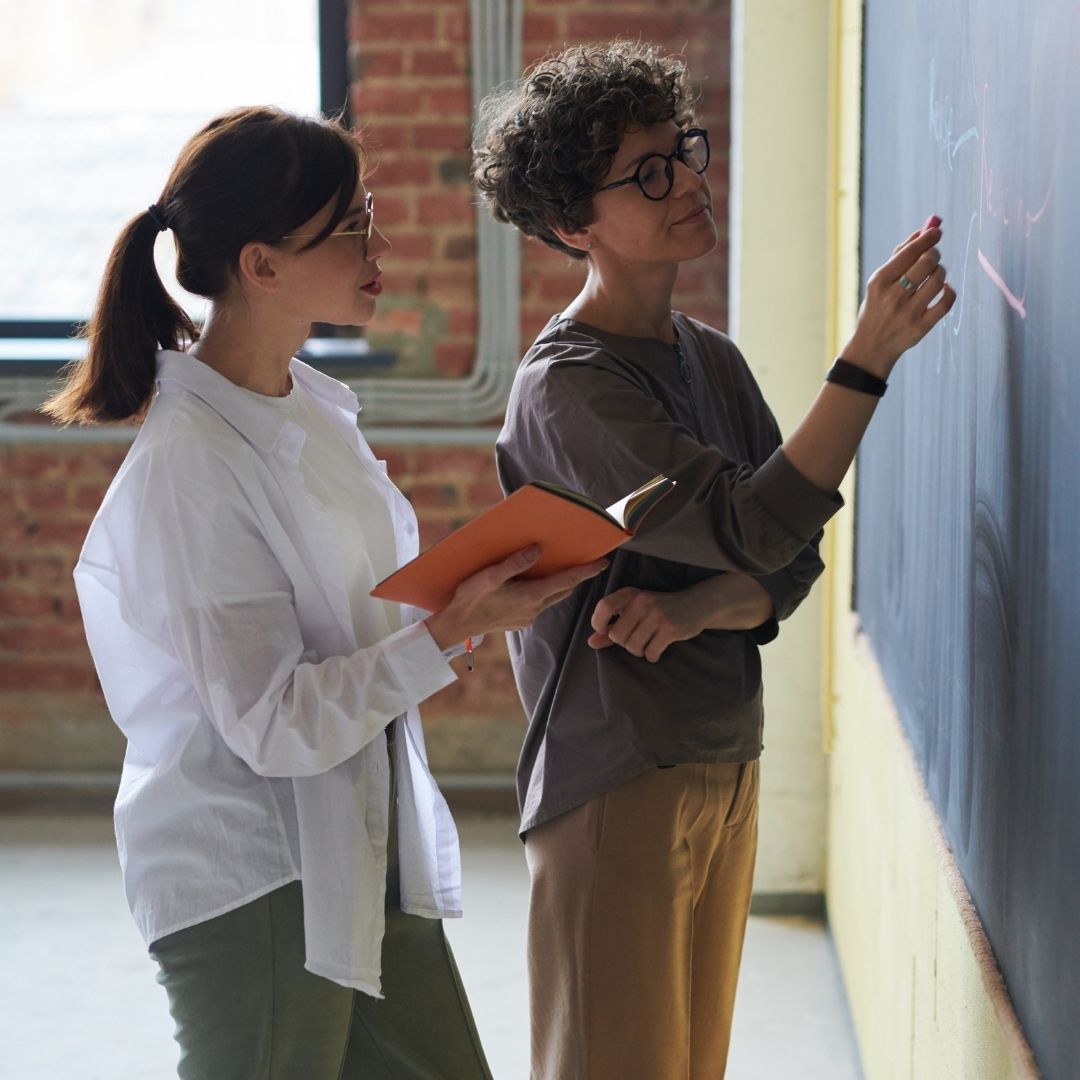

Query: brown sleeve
[496,343,843,576]
[711,335,826,631]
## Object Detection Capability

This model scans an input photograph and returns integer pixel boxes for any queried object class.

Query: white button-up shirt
[75,351,463,996]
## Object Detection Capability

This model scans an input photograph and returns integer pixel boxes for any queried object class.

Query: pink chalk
[922,214,943,231]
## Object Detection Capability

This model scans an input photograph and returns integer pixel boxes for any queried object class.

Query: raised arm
[783,224,954,490]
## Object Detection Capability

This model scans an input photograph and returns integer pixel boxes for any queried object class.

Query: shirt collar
[289,356,363,416]
[155,350,360,461]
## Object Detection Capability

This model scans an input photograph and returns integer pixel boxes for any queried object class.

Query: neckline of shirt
[232,376,300,412]
[553,311,690,349]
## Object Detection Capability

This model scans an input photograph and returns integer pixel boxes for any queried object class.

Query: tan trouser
[525,760,760,1080]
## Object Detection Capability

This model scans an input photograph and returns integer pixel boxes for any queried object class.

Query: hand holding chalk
[894,215,944,251]
[839,221,956,379]
[781,219,957,495]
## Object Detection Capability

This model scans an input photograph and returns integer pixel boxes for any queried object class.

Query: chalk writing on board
[928,58,978,168]
[944,211,976,339]
[976,83,1062,320]
[975,250,1026,317]
[928,63,1063,326]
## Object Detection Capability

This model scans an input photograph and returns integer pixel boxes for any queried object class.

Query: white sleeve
[121,448,457,778]
[171,594,455,778]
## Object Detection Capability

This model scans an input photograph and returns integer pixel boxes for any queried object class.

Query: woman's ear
[551,224,592,256]
[236,242,282,293]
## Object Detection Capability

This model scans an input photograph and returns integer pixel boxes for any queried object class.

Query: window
[0,0,384,376]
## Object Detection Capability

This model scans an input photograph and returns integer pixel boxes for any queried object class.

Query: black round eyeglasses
[598,129,710,202]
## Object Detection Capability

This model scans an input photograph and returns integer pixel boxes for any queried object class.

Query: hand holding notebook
[371,474,675,613]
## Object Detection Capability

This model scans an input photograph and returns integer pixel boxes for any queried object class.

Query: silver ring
[898,274,916,292]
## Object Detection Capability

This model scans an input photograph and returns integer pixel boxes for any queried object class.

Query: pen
[465,636,474,672]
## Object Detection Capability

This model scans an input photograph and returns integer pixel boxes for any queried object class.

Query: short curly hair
[472,40,697,260]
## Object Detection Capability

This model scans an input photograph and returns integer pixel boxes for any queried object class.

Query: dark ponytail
[42,210,196,425]
[43,106,362,426]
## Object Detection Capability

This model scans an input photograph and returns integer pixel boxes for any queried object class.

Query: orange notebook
[371,474,675,613]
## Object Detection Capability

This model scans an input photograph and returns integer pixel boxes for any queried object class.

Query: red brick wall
[0,1,730,780]
[1,445,123,771]
[353,1,481,377]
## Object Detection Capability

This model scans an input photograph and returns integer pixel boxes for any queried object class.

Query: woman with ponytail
[47,106,604,1079]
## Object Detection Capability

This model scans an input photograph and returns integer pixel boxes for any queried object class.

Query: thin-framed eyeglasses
[280,192,374,254]
[598,129,710,201]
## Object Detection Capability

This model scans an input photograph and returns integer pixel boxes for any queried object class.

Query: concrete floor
[0,812,863,1080]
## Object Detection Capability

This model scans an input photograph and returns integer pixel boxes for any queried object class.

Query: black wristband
[826,358,887,397]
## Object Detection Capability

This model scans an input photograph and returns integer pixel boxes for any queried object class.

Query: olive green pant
[150,745,492,1080]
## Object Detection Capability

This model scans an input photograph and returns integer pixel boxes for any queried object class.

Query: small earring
[587,241,593,251]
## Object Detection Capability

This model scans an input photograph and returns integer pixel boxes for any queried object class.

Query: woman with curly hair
[473,40,953,1078]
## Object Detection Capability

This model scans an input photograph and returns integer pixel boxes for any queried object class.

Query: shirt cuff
[745,570,786,645]
[748,615,780,646]
[380,621,459,699]
[749,449,844,542]
[753,566,799,626]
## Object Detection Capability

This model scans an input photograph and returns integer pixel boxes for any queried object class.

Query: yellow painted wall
[826,617,1034,1079]
[822,1,1038,1076]
[729,0,833,895]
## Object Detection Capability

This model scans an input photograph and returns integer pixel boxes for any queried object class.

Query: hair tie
[147,204,169,233]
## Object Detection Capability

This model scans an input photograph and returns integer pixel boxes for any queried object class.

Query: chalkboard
[856,3,1080,1077]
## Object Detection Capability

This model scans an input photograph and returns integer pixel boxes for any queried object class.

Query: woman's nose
[671,158,705,197]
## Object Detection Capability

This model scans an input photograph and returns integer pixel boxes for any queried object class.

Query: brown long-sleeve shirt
[496,313,843,834]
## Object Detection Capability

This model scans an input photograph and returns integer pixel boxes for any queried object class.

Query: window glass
[0,0,320,323]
